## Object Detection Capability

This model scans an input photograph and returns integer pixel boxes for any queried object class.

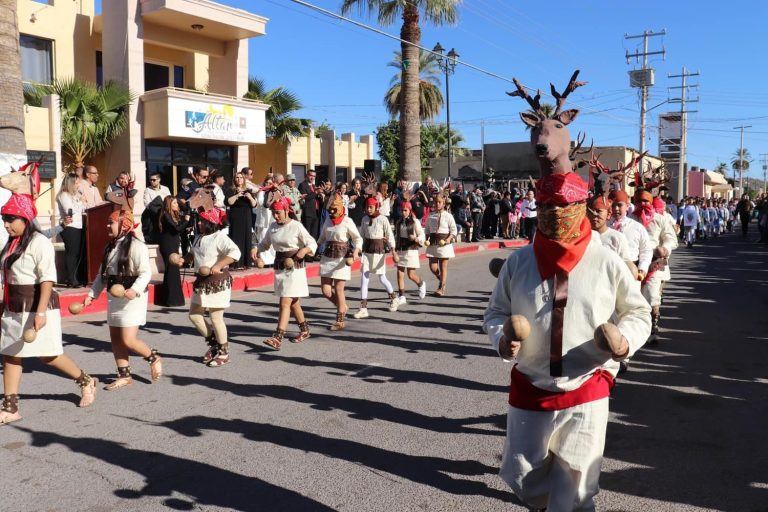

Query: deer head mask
[507,70,587,177]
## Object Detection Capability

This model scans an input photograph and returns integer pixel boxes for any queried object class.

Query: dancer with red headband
[608,189,652,282]
[189,207,241,367]
[317,194,362,331]
[633,191,677,344]
[252,197,317,350]
[586,195,638,278]
[424,193,458,297]
[485,172,650,511]
[83,209,159,389]
[353,196,398,318]
[0,193,97,424]
[394,201,427,306]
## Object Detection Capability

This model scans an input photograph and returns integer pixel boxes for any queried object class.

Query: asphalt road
[0,233,766,512]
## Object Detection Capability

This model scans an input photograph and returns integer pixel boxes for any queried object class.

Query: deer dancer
[486,70,651,511]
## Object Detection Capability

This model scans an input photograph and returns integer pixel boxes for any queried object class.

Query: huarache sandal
[263,328,285,351]
[291,322,311,343]
[104,366,133,391]
[144,349,163,381]
[0,394,21,425]
[75,372,97,407]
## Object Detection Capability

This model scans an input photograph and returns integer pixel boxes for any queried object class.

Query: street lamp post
[433,43,459,180]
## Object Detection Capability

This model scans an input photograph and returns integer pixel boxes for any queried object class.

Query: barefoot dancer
[394,202,426,305]
[317,194,362,330]
[84,209,161,389]
[252,197,317,350]
[425,194,457,297]
[0,194,96,424]
[353,197,398,318]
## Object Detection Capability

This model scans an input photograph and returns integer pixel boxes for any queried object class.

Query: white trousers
[642,272,664,307]
[500,398,609,512]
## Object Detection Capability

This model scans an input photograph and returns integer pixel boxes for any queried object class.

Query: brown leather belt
[275,250,305,270]
[193,270,233,294]
[549,272,569,377]
[362,239,386,254]
[323,241,349,259]
[4,284,60,314]
[397,237,420,251]
[428,233,451,245]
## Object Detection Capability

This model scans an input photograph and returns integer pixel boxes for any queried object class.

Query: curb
[60,239,527,318]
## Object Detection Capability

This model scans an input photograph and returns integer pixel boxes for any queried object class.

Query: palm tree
[244,77,311,145]
[422,123,468,159]
[523,103,555,131]
[0,0,26,169]
[341,0,461,182]
[26,78,134,170]
[714,161,728,174]
[732,148,752,174]
[384,50,443,121]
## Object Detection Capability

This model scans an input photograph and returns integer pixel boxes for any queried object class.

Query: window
[335,167,348,185]
[144,62,169,91]
[173,65,184,88]
[95,51,103,87]
[354,167,365,179]
[291,164,307,183]
[20,34,53,84]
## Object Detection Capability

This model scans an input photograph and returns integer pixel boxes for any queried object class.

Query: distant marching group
[0,161,462,424]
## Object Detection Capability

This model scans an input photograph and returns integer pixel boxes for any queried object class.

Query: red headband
[365,197,380,208]
[634,190,653,204]
[536,173,588,205]
[589,195,612,211]
[200,208,227,225]
[270,196,292,212]
[1,193,36,221]
[401,201,413,212]
[608,190,629,204]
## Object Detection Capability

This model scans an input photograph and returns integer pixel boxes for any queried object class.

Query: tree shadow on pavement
[144,414,510,502]
[169,374,506,437]
[598,234,768,511]
[15,427,335,512]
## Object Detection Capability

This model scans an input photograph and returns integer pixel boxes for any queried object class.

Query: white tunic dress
[395,220,425,269]
[425,211,458,259]
[88,236,152,327]
[0,233,64,358]
[360,215,396,275]
[317,216,363,281]
[190,230,241,308]
[257,219,318,298]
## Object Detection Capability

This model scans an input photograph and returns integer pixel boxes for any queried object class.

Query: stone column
[102,0,146,213]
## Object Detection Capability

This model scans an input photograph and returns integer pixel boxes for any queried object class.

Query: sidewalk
[58,238,527,317]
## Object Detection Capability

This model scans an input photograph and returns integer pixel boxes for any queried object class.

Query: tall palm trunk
[0,0,26,168]
[399,3,421,182]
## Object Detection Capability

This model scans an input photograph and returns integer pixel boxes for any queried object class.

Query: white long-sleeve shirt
[484,238,651,391]
[608,215,652,273]
[521,199,537,219]
[143,185,171,207]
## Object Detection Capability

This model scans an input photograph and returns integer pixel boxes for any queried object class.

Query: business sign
[166,96,266,144]
[26,150,57,179]
[659,113,682,141]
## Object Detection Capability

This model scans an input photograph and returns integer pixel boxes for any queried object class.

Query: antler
[506,78,544,117]
[551,70,587,116]
[569,132,593,160]
[618,151,648,174]
[587,151,610,174]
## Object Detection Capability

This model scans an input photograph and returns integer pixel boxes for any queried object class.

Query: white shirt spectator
[143,184,171,207]
[57,191,85,229]
[521,198,537,219]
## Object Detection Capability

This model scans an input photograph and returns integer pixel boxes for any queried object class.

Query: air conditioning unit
[629,69,655,88]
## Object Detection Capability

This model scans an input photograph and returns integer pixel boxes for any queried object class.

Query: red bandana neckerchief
[632,204,654,228]
[2,237,21,306]
[532,217,592,280]
[330,212,345,226]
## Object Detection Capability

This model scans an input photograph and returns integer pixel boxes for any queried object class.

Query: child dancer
[0,194,96,424]
[394,201,426,306]
[425,194,458,297]
[252,197,317,350]
[189,208,240,367]
[354,197,398,317]
[317,194,363,330]
[84,209,159,389]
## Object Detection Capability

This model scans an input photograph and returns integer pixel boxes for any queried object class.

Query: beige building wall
[249,130,374,184]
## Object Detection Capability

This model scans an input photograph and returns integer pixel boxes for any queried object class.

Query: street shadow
[16,427,335,512]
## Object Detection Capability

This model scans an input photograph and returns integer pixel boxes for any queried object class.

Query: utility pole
[480,120,485,181]
[625,29,666,171]
[760,153,768,194]
[668,67,699,199]
[733,125,751,195]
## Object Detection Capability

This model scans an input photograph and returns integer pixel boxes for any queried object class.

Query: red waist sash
[508,366,614,411]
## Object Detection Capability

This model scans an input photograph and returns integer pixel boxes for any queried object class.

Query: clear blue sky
[97,0,768,178]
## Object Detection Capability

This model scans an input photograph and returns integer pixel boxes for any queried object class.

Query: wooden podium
[85,202,117,283]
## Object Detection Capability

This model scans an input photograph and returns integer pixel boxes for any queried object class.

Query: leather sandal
[105,366,133,391]
[0,394,21,425]
[206,343,230,367]
[144,349,163,381]
[329,310,346,331]
[202,333,218,365]
[291,322,311,343]
[75,372,97,407]
[263,329,285,351]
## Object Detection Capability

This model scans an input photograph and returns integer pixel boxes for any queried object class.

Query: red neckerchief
[2,237,20,306]
[632,204,654,228]
[532,217,592,280]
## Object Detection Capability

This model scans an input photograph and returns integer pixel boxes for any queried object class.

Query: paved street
[1,235,766,512]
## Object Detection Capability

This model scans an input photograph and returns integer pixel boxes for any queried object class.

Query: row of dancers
[0,190,459,423]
